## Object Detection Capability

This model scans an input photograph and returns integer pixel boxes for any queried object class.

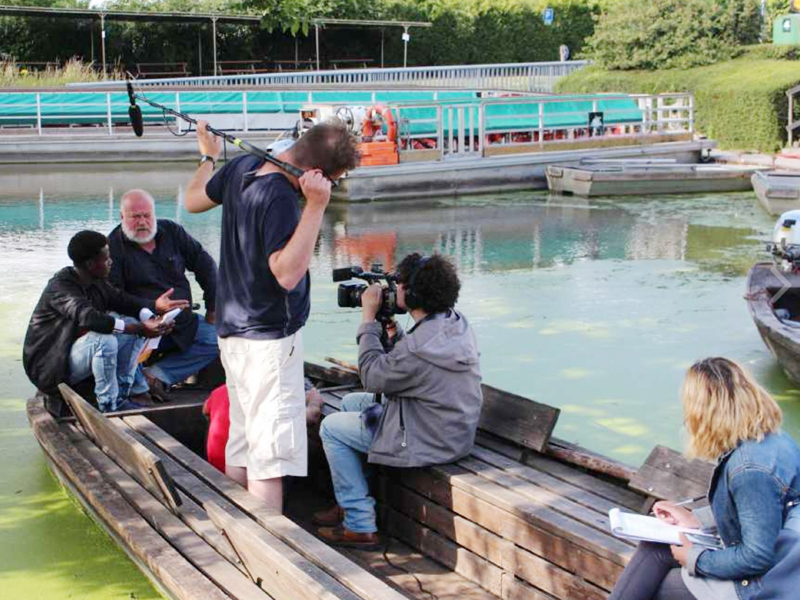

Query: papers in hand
[608,508,721,547]
[144,308,183,352]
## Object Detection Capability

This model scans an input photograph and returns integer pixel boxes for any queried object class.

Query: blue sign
[543,7,554,25]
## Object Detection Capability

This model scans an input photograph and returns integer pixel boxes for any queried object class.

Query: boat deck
[29,365,715,600]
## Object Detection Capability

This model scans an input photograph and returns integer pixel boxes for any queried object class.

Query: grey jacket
[357,309,482,468]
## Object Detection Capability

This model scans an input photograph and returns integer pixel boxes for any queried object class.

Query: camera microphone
[126,79,144,138]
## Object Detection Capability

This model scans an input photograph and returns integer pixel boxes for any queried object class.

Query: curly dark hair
[291,118,360,177]
[396,253,460,313]
[67,230,107,267]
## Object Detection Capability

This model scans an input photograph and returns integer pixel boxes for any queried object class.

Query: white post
[212,17,218,77]
[36,92,42,136]
[381,29,385,68]
[315,24,320,71]
[106,92,113,136]
[403,26,409,68]
[242,91,249,132]
[100,13,107,79]
[175,92,182,133]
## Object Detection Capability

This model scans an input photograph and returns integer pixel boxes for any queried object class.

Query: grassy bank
[0,60,121,88]
[555,48,800,152]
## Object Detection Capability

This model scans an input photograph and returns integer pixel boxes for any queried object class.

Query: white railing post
[538,102,544,147]
[36,92,42,136]
[106,92,113,136]
[175,92,182,134]
[242,91,249,132]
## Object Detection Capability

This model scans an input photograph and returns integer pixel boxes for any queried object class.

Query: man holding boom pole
[184,119,359,511]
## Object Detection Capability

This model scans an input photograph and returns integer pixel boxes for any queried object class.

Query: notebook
[608,508,723,548]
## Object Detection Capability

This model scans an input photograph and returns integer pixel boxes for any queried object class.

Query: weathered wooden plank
[206,502,364,600]
[546,437,637,483]
[399,469,625,590]
[122,418,365,600]
[458,456,615,535]
[382,480,611,599]
[27,398,230,600]
[629,445,713,502]
[476,432,644,511]
[478,384,559,453]
[125,415,410,600]
[380,478,512,567]
[501,577,558,600]
[426,463,633,565]
[58,383,181,512]
[469,446,619,515]
[383,505,504,597]
[305,362,360,386]
[69,434,267,600]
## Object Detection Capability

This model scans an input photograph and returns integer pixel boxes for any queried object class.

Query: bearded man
[108,189,219,400]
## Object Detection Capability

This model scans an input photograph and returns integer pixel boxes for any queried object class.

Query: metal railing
[68,61,590,94]
[392,93,695,160]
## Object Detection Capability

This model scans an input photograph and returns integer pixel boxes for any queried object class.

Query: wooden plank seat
[629,445,714,506]
[135,62,189,79]
[216,60,271,75]
[316,386,646,599]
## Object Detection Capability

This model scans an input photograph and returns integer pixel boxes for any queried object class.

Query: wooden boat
[28,361,715,600]
[546,161,761,197]
[752,171,800,215]
[747,262,800,383]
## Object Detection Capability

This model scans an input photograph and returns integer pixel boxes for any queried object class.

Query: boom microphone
[126,80,144,137]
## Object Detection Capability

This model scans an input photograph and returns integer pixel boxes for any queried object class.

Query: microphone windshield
[129,105,144,137]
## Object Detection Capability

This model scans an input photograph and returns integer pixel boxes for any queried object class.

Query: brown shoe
[145,372,171,403]
[317,525,380,550]
[130,392,155,406]
[312,504,344,526]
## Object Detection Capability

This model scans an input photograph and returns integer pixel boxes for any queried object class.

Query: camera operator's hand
[299,169,332,211]
[197,121,222,161]
[361,284,383,323]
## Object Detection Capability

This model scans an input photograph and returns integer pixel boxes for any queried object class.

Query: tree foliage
[583,0,763,70]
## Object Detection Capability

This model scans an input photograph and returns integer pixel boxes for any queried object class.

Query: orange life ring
[362,104,397,142]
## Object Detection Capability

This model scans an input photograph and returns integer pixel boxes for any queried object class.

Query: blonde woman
[609,357,800,600]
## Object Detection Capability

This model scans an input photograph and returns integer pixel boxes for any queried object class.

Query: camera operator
[315,253,483,549]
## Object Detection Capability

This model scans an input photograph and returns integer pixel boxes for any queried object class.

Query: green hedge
[556,50,800,152]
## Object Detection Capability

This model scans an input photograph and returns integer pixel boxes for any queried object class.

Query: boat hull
[752,171,800,216]
[746,262,800,383]
[546,163,758,197]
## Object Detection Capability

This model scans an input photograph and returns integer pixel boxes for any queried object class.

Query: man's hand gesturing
[155,288,190,314]
[299,169,332,211]
[140,317,174,338]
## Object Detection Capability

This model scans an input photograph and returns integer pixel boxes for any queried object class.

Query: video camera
[332,263,406,322]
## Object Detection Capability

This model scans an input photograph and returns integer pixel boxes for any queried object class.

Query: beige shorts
[219,331,307,480]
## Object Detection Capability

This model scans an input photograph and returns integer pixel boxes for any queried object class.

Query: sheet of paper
[608,508,717,546]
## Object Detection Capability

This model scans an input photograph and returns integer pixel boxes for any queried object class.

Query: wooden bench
[135,62,189,79]
[216,60,271,75]
[329,58,374,69]
[313,383,645,600]
[272,59,316,71]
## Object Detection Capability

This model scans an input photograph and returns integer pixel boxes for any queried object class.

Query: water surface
[1,164,798,597]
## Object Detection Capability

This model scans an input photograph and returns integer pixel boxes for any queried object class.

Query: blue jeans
[319,392,378,534]
[132,318,219,391]
[68,331,146,412]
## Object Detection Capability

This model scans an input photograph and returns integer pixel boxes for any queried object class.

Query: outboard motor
[770,210,800,271]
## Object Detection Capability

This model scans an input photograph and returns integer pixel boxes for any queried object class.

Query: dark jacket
[22,267,154,396]
[687,432,800,600]
[108,220,217,352]
[357,310,483,468]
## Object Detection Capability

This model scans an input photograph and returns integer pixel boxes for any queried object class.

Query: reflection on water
[2,164,799,595]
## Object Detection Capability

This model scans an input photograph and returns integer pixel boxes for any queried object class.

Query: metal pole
[294,36,299,69]
[212,17,218,77]
[403,26,409,68]
[315,24,320,71]
[381,29,384,69]
[100,12,107,79]
[198,28,202,76]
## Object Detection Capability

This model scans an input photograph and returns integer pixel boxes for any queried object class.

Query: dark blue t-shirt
[206,155,310,339]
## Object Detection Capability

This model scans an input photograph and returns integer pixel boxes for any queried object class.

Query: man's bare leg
[226,465,247,487]
[248,477,283,512]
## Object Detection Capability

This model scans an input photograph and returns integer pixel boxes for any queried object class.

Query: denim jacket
[686,432,800,600]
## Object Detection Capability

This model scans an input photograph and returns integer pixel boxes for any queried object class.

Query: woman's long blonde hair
[682,357,783,460]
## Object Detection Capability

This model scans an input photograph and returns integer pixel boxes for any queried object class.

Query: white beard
[121,219,157,244]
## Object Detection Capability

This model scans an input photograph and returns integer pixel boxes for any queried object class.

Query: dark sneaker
[145,372,171,403]
[312,504,344,527]
[317,525,380,551]
[103,399,146,414]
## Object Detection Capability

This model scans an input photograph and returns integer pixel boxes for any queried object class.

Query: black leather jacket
[23,267,154,397]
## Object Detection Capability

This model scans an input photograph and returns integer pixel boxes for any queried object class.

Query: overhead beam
[0,5,260,24]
